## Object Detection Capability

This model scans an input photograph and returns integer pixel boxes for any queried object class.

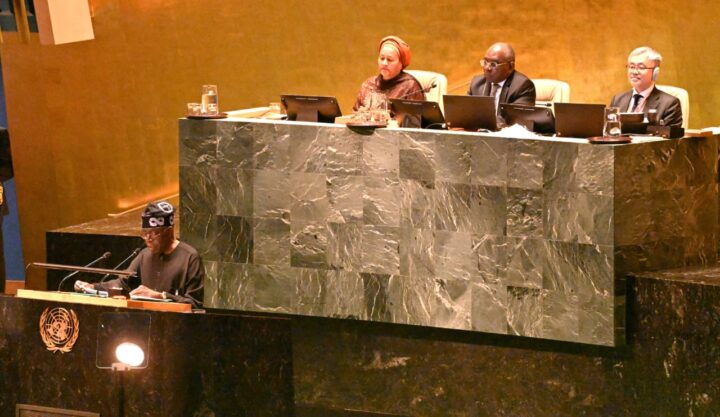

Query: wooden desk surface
[16,289,192,313]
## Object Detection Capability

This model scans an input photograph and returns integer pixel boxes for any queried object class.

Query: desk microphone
[57,251,111,291]
[100,248,142,283]
[396,83,438,100]
[446,79,472,93]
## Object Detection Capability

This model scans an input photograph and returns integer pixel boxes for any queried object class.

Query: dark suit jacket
[467,70,536,105]
[610,86,683,127]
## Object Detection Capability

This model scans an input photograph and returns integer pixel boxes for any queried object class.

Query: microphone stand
[56,252,112,292]
[100,248,142,284]
[29,262,136,292]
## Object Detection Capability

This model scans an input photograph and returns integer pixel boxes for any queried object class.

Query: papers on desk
[130,295,173,303]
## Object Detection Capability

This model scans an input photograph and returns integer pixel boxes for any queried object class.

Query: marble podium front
[179,118,718,347]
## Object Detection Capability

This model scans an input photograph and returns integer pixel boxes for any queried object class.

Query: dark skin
[129,226,179,299]
[482,42,515,83]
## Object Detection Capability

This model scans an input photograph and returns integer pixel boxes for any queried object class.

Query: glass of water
[187,102,202,116]
[603,107,622,137]
[201,85,218,115]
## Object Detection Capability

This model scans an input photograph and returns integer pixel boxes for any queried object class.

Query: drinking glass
[186,102,202,116]
[365,91,388,113]
[364,91,389,124]
[603,107,622,137]
[201,85,218,115]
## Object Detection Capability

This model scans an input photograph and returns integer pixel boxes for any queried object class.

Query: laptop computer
[499,103,556,134]
[442,95,498,131]
[389,99,445,129]
[553,103,605,138]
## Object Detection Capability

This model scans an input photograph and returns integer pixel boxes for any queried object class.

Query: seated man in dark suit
[610,46,682,127]
[467,42,536,108]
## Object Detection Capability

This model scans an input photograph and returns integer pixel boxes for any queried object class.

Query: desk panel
[179,118,718,346]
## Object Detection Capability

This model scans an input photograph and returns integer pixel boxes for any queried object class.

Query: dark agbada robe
[96,241,204,308]
[353,71,425,111]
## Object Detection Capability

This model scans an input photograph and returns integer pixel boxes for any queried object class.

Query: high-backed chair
[532,79,570,106]
[656,84,690,129]
[405,70,448,111]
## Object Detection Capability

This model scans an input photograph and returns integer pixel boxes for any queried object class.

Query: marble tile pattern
[0,295,294,417]
[180,119,718,346]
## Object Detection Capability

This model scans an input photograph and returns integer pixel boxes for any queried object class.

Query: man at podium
[74,201,204,308]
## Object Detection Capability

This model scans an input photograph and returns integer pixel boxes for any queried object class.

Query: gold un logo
[39,307,79,353]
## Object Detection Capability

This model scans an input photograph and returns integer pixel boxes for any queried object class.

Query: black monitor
[280,95,342,123]
[389,99,446,129]
[499,103,556,134]
[442,95,498,131]
[553,103,605,138]
[619,112,648,134]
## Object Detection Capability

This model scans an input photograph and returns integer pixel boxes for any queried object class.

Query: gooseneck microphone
[446,79,472,94]
[100,248,142,284]
[396,82,438,100]
[57,251,112,291]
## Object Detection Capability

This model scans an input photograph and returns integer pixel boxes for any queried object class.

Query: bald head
[487,42,515,62]
[482,42,516,83]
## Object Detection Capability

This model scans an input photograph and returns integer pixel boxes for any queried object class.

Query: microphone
[446,80,472,93]
[57,251,111,291]
[100,248,142,283]
[396,82,438,100]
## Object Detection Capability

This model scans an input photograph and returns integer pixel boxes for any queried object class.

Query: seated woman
[353,35,425,111]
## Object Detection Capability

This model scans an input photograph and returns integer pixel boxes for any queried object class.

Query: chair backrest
[532,79,570,106]
[405,70,448,111]
[656,84,689,129]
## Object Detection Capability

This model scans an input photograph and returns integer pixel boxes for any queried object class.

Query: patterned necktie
[631,93,643,112]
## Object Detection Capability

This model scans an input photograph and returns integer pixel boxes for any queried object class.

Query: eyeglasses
[480,59,512,69]
[626,64,657,73]
[141,228,167,240]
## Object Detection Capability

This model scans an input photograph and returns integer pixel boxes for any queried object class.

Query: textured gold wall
[2,0,719,288]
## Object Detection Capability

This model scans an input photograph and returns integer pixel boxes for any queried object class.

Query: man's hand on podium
[130,285,164,300]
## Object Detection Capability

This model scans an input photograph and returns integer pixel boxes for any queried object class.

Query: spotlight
[115,342,145,368]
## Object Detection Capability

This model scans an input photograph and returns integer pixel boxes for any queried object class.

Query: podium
[16,289,192,313]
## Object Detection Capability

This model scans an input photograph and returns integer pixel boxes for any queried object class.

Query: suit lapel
[616,91,632,112]
[499,72,515,104]
[644,87,661,111]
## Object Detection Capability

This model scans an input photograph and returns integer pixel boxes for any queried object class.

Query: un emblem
[39,307,80,353]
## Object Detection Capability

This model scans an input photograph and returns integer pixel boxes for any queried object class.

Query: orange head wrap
[378,35,412,69]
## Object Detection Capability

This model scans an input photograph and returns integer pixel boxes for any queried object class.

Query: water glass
[603,107,622,137]
[187,102,202,116]
[365,91,388,112]
[201,85,218,115]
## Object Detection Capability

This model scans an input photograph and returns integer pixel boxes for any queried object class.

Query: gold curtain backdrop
[1,0,719,288]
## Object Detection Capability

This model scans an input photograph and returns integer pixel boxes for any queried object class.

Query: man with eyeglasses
[74,201,204,308]
[610,46,682,127]
[468,42,536,108]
